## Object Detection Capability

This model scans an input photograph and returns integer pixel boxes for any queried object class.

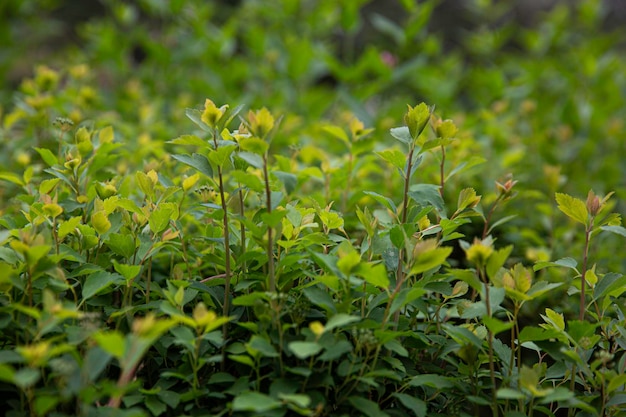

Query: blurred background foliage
[1,0,626,272]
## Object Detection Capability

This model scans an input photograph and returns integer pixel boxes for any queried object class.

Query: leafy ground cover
[1,1,626,416]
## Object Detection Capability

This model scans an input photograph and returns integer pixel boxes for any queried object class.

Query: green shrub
[1,1,626,416]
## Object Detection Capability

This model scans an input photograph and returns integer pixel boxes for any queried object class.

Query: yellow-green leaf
[91,211,111,235]
[99,126,114,144]
[555,193,588,226]
[542,308,565,331]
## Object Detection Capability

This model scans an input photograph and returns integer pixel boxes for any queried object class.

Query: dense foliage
[1,1,626,416]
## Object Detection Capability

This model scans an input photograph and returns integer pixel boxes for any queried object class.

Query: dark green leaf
[82,271,124,299]
[232,392,282,412]
[408,184,445,215]
[392,393,426,417]
[172,153,213,177]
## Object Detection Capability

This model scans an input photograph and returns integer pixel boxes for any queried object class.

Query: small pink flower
[380,51,398,68]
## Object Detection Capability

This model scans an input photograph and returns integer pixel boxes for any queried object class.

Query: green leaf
[457,187,480,212]
[357,262,390,289]
[409,246,452,275]
[541,308,565,331]
[99,126,114,143]
[383,339,408,357]
[497,388,527,400]
[34,395,58,416]
[404,103,431,140]
[185,108,211,132]
[325,314,360,332]
[278,393,311,409]
[239,137,269,155]
[157,390,181,409]
[518,326,562,343]
[13,368,40,389]
[363,190,397,213]
[39,178,61,195]
[208,145,236,167]
[0,172,25,186]
[171,153,213,177]
[303,287,337,313]
[106,233,138,259]
[376,148,406,172]
[533,257,578,272]
[390,126,411,144]
[113,261,142,281]
[593,272,626,302]
[144,396,166,416]
[261,210,287,228]
[0,364,15,384]
[232,392,282,413]
[58,216,82,239]
[288,341,323,359]
[92,331,126,359]
[322,125,349,144]
[446,156,486,181]
[34,147,59,167]
[601,225,626,238]
[273,171,298,194]
[117,198,143,214]
[149,204,175,234]
[168,134,207,146]
[607,374,626,393]
[555,193,588,226]
[233,291,270,306]
[82,271,124,299]
[237,151,264,169]
[248,336,279,358]
[348,397,390,417]
[408,184,445,215]
[408,374,454,389]
[136,171,155,200]
[483,316,514,336]
[231,170,264,192]
[486,245,513,281]
[392,393,426,417]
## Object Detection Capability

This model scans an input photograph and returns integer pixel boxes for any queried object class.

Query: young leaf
[34,147,59,167]
[555,193,588,226]
[375,148,406,172]
[168,134,207,146]
[389,126,411,144]
[149,205,175,234]
[541,308,565,332]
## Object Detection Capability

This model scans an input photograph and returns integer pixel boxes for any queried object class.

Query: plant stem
[392,144,416,327]
[238,186,247,273]
[217,164,232,316]
[263,154,275,293]
[213,129,232,372]
[439,145,446,197]
[480,267,498,416]
[482,196,502,239]
[579,222,592,321]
